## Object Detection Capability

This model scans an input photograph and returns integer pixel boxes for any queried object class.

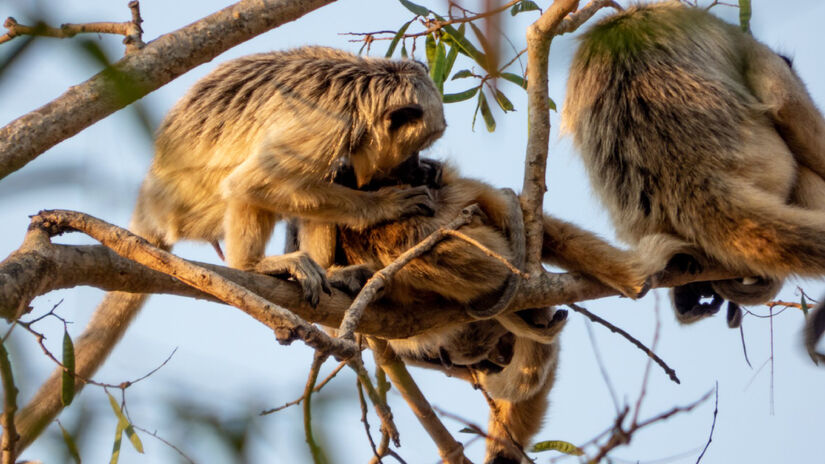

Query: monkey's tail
[694,184,825,280]
[15,220,170,452]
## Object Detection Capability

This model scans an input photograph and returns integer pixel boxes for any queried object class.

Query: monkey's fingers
[327,264,375,295]
[381,185,436,218]
[254,252,331,308]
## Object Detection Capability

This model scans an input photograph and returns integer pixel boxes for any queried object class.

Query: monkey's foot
[496,307,567,344]
[327,264,375,295]
[671,281,723,324]
[254,251,331,308]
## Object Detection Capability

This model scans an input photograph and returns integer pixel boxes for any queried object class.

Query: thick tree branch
[521,0,580,272]
[0,0,335,181]
[29,210,358,359]
[0,214,737,340]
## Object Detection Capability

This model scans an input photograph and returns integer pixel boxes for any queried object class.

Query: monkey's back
[563,3,797,246]
[136,46,442,243]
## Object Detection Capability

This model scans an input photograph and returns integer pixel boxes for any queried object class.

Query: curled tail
[15,216,170,452]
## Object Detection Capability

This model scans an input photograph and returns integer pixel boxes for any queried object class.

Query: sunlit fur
[17,47,446,442]
[300,163,652,463]
[563,2,825,321]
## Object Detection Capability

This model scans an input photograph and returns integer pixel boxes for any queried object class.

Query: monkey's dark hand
[327,264,375,295]
[253,251,332,308]
[378,184,436,218]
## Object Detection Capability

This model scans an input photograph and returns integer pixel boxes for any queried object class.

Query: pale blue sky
[1,1,823,463]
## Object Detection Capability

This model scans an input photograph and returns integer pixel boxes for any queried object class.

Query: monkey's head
[348,59,446,187]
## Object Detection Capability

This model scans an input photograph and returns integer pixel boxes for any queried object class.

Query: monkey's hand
[376,184,436,219]
[254,251,331,308]
[327,264,375,295]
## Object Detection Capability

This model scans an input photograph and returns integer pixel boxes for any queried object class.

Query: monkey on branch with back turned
[292,154,655,464]
[15,46,446,449]
[563,1,825,325]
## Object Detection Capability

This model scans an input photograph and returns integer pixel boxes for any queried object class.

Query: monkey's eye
[385,104,424,131]
[778,53,794,68]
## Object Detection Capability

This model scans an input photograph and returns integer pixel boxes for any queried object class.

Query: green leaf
[738,0,751,33]
[494,89,515,112]
[458,427,483,435]
[401,43,408,59]
[385,20,413,58]
[58,422,82,464]
[442,29,460,83]
[501,72,526,89]
[801,294,810,317]
[443,86,479,103]
[110,420,124,464]
[468,22,494,72]
[61,329,75,407]
[531,440,584,456]
[431,40,447,92]
[399,0,430,16]
[425,33,437,68]
[437,17,487,66]
[451,69,474,80]
[107,392,144,454]
[478,91,496,132]
[548,97,557,112]
[511,0,541,16]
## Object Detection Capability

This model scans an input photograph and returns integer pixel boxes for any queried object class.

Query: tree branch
[521,0,580,272]
[0,0,336,180]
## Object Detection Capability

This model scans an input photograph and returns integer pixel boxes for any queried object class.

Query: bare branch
[29,210,358,359]
[303,352,329,464]
[369,338,470,464]
[696,383,719,463]
[260,360,347,415]
[522,0,580,272]
[556,0,621,35]
[0,340,18,464]
[568,303,680,384]
[0,0,335,180]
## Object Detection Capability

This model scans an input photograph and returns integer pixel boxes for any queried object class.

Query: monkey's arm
[222,151,435,231]
[745,41,825,180]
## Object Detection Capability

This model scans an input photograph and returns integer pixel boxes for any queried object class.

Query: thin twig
[468,370,531,463]
[769,306,775,415]
[443,230,529,278]
[260,360,347,415]
[695,382,719,463]
[632,292,663,426]
[131,424,195,464]
[0,340,18,464]
[739,319,753,369]
[348,355,400,448]
[337,205,481,341]
[357,378,382,463]
[568,303,680,384]
[303,352,329,464]
[369,339,469,464]
[584,319,620,415]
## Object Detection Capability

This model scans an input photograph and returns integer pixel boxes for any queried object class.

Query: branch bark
[521,0,580,273]
[0,0,335,181]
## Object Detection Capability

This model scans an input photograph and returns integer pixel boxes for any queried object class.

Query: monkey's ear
[384,104,424,131]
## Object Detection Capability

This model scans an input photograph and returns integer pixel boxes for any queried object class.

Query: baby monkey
[292,156,651,463]
[16,46,446,448]
[563,2,825,323]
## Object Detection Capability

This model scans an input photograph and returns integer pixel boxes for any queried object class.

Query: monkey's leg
[224,200,329,307]
[541,216,648,298]
[497,307,567,344]
[481,339,560,464]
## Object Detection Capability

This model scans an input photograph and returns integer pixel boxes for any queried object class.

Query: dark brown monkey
[15,46,446,449]
[293,157,651,463]
[563,2,825,324]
